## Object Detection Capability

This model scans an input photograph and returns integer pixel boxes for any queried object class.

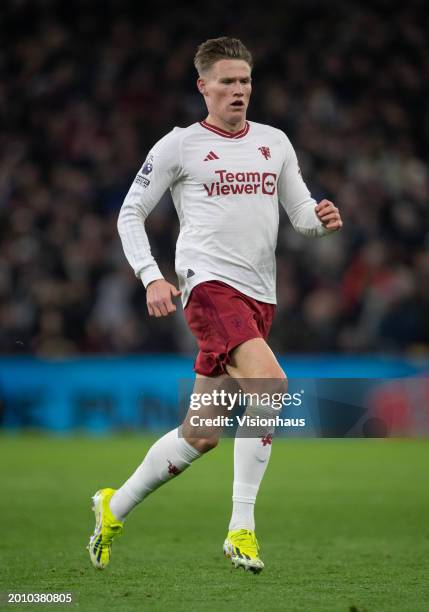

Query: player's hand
[146,279,182,317]
[315,199,343,231]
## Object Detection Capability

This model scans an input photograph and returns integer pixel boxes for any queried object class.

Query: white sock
[110,427,201,521]
[228,430,273,532]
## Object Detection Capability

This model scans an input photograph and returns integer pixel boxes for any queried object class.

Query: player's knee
[245,376,288,416]
[272,375,288,411]
[185,435,219,454]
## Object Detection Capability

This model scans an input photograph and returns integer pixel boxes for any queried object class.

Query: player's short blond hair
[194,37,253,76]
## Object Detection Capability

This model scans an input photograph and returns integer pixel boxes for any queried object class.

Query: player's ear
[197,77,207,96]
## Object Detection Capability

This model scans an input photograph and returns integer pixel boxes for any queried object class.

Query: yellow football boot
[88,488,123,569]
[223,529,264,573]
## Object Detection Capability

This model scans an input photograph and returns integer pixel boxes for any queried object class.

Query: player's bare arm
[315,199,343,231]
[146,279,181,317]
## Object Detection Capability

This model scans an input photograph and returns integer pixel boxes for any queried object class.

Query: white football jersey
[118,120,328,306]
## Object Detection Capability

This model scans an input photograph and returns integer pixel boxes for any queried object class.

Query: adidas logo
[204,150,219,161]
[186,269,195,278]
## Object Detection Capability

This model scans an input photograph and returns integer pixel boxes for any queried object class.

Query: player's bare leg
[226,337,286,379]
[223,337,287,573]
[181,373,238,451]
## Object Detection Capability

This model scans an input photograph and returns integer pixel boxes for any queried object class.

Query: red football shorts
[184,280,276,377]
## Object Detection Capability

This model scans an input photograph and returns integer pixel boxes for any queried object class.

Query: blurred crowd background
[1,0,428,357]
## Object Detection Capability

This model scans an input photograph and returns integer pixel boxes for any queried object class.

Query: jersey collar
[199,120,250,139]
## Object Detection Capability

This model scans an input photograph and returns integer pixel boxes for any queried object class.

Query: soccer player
[88,37,343,573]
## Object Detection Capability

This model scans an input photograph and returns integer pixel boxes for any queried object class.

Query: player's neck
[204,115,246,134]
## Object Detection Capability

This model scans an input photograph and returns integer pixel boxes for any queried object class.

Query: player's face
[198,59,252,130]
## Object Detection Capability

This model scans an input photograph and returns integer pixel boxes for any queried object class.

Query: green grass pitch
[0,435,428,611]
